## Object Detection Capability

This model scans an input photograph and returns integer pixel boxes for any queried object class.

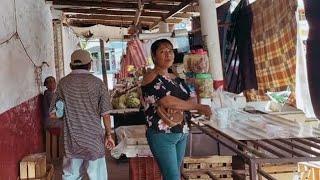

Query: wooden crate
[46,129,63,163]
[182,156,233,180]
[298,162,320,180]
[20,164,54,180]
[20,153,46,179]
[260,163,298,180]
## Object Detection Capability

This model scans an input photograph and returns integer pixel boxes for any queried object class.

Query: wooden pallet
[298,162,320,180]
[183,157,298,180]
[19,164,54,180]
[182,156,233,180]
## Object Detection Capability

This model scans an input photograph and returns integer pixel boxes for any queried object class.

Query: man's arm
[102,114,112,138]
[102,113,115,150]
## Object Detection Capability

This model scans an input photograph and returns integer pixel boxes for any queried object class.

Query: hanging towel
[118,55,129,80]
[244,0,297,102]
[303,0,320,119]
[126,39,148,68]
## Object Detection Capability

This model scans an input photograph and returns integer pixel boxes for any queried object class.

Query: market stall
[191,110,320,179]
[43,0,320,179]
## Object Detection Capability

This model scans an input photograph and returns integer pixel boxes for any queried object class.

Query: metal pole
[100,39,108,89]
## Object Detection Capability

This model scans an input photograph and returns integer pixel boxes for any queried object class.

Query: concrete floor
[52,153,129,180]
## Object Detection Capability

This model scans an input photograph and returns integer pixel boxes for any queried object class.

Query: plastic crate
[129,157,162,180]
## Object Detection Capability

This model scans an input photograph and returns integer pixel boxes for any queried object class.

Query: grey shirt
[50,69,112,160]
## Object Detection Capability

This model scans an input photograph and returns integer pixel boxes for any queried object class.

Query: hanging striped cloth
[118,55,130,80]
[126,39,148,68]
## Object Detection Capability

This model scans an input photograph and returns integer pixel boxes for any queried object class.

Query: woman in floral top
[141,39,212,180]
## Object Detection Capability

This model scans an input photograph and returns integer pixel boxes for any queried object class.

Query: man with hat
[50,49,115,179]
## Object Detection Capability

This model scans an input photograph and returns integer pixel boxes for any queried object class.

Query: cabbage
[126,97,140,108]
[128,92,139,98]
[118,95,127,109]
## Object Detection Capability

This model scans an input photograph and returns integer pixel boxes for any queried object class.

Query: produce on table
[111,90,141,109]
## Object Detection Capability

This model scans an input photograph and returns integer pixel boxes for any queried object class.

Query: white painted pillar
[199,0,224,89]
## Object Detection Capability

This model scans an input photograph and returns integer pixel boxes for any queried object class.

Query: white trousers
[62,156,108,180]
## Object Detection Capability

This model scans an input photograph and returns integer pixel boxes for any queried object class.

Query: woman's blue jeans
[146,128,188,180]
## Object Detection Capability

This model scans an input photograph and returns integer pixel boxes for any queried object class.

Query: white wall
[62,26,80,75]
[0,0,55,114]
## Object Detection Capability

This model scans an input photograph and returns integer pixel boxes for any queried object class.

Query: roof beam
[51,0,178,11]
[68,19,151,28]
[149,0,194,29]
[52,0,137,9]
[138,4,176,11]
[60,8,163,17]
[50,0,185,3]
[65,14,161,23]
[182,5,200,12]
[60,8,192,19]
[60,8,136,16]
[65,14,183,24]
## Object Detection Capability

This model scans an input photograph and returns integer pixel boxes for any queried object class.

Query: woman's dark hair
[44,76,55,86]
[151,39,173,63]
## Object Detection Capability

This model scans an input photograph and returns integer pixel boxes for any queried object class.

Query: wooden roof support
[52,0,137,9]
[52,0,178,11]
[49,0,185,3]
[149,0,194,29]
[60,9,137,16]
[60,8,194,19]
[61,8,192,20]
[134,0,144,26]
[182,5,200,12]
[68,19,151,28]
[65,14,161,23]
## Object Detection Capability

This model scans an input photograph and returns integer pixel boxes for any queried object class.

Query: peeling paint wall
[0,0,55,114]
[0,0,56,179]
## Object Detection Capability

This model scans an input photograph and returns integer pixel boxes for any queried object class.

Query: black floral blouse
[141,74,191,133]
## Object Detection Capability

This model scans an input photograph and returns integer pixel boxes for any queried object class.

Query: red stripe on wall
[0,95,44,180]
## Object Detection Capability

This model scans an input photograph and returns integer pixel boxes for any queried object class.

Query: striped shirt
[50,69,112,160]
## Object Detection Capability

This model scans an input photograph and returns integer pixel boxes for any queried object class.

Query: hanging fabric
[126,38,148,69]
[223,0,258,93]
[118,55,130,80]
[295,21,315,118]
[303,0,320,118]
[243,0,297,102]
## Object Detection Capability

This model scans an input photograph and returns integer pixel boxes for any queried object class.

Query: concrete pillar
[199,0,224,89]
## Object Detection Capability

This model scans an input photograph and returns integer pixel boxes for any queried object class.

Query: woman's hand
[197,104,212,117]
[105,135,115,150]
